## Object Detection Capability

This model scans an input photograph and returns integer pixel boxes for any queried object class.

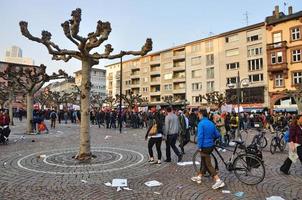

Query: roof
[265,10,302,25]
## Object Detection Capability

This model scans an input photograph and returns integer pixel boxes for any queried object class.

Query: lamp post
[227,71,249,140]
[119,57,123,134]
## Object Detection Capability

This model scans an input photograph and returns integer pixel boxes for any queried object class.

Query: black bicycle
[270,127,287,154]
[192,141,265,185]
[251,129,268,149]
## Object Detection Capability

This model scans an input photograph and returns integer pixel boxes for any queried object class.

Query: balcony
[268,64,289,80]
[267,41,287,50]
[173,75,185,82]
[173,88,186,94]
[173,49,185,61]
[150,58,160,66]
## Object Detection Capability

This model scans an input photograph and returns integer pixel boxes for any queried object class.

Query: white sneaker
[212,180,225,190]
[222,149,226,152]
[191,175,202,183]
[218,148,222,151]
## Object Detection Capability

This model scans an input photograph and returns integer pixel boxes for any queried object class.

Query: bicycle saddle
[232,140,244,145]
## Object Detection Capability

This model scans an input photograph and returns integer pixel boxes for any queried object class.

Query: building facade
[266,6,302,111]
[74,68,106,96]
[3,46,34,65]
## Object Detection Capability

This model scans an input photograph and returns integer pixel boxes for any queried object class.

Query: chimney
[275,5,280,18]
[288,6,293,15]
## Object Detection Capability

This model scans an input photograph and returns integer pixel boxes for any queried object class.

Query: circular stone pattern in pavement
[17,147,144,175]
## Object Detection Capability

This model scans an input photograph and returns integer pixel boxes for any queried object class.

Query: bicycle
[251,129,268,149]
[270,127,287,154]
[192,140,265,185]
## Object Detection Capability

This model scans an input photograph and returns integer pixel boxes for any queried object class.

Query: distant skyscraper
[5,45,22,57]
[3,45,33,65]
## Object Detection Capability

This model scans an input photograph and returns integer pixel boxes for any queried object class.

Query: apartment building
[265,6,302,111]
[75,68,106,96]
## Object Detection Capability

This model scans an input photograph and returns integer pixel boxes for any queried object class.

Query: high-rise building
[5,46,22,57]
[3,46,34,65]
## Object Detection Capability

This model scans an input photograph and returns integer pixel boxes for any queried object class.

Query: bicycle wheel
[279,135,286,152]
[270,138,277,154]
[233,154,265,185]
[259,136,267,149]
[192,150,218,174]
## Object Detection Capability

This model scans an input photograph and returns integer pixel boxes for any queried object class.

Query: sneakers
[191,175,202,184]
[212,180,225,190]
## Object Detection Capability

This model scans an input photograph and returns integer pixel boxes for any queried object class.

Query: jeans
[148,137,162,160]
[180,129,190,153]
[165,134,181,161]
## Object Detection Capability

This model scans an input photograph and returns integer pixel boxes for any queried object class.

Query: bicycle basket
[246,144,263,168]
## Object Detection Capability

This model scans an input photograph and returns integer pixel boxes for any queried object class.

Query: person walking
[280,115,302,175]
[164,107,182,163]
[50,110,58,129]
[191,109,225,190]
[179,110,190,154]
[145,110,163,164]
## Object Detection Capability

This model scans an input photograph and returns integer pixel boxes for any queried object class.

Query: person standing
[191,109,225,189]
[145,110,163,164]
[179,110,190,154]
[164,107,182,163]
[280,115,302,175]
[50,110,58,129]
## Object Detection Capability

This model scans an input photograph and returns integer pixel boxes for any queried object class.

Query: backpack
[284,130,289,143]
[50,112,57,119]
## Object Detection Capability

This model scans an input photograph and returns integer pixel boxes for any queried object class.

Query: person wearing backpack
[280,115,302,175]
[50,110,58,129]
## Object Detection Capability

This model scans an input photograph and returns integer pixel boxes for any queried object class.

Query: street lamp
[227,71,249,140]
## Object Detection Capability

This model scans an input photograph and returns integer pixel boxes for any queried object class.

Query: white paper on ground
[112,179,127,187]
[116,186,122,192]
[154,192,161,195]
[144,180,162,187]
[104,182,112,187]
[123,187,133,191]
[104,135,112,140]
[222,190,231,194]
[266,196,285,200]
[81,180,87,183]
[177,161,200,166]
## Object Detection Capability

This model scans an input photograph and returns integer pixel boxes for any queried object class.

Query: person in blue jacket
[191,109,225,190]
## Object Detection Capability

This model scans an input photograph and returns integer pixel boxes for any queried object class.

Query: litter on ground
[144,180,162,187]
[266,196,285,200]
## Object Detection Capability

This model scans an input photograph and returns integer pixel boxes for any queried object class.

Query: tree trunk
[297,102,302,115]
[8,91,14,126]
[26,93,33,134]
[77,60,92,160]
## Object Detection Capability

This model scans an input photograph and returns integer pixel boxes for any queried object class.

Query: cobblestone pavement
[0,120,301,200]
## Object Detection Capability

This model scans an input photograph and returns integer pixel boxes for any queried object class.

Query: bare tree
[285,84,302,114]
[117,92,144,111]
[0,82,9,109]
[104,95,117,108]
[47,91,75,111]
[34,89,52,109]
[19,8,152,160]
[90,93,105,109]
[199,91,226,111]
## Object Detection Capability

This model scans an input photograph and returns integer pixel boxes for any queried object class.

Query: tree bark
[297,102,302,115]
[77,60,92,160]
[8,91,14,126]
[26,93,33,134]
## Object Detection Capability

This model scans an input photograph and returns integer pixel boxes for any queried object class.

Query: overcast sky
[0,0,301,76]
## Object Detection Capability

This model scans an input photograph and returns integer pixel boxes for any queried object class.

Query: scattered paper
[144,180,162,187]
[104,182,112,187]
[154,192,160,195]
[104,135,112,140]
[3,162,7,165]
[177,161,199,166]
[123,187,133,191]
[81,180,87,183]
[112,179,127,187]
[234,192,245,198]
[266,196,285,200]
[222,190,231,194]
[177,185,183,189]
[37,154,46,159]
[116,186,122,192]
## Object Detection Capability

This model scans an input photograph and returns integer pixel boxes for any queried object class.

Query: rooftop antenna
[243,11,249,26]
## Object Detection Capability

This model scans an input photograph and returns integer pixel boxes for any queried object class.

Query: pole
[119,57,123,134]
[237,71,241,139]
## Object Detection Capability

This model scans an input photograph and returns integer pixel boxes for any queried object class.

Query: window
[291,27,301,41]
[191,43,201,52]
[164,84,172,91]
[275,74,284,87]
[192,69,202,78]
[226,48,239,57]
[292,49,301,62]
[192,96,202,103]
[248,58,263,71]
[206,81,214,92]
[142,87,148,92]
[247,46,262,57]
[273,32,282,43]
[206,67,214,79]
[293,72,302,85]
[192,82,202,91]
[249,74,264,82]
[205,40,213,52]
[271,52,283,64]
[226,62,239,70]
[164,73,172,80]
[227,77,238,84]
[191,56,201,65]
[247,29,262,42]
[225,34,238,43]
[206,54,214,66]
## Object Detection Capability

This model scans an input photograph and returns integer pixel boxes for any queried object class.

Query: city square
[0,0,302,199]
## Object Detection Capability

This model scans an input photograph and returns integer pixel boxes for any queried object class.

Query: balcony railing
[267,41,287,50]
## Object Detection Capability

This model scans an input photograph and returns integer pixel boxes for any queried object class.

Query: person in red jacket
[0,110,10,126]
[280,115,302,175]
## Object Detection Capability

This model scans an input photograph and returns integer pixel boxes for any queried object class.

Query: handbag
[149,120,158,136]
